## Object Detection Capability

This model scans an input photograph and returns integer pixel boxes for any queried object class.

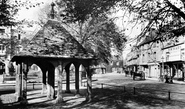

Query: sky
[17,0,52,21]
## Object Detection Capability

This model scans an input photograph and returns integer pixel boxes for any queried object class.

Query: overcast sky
[17,0,52,21]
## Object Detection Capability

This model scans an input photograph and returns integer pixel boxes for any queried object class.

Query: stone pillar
[75,63,80,95]
[15,63,21,101]
[56,62,64,103]
[47,66,55,99]
[15,62,27,104]
[41,68,47,94]
[86,64,92,102]
[65,64,71,93]
[21,63,28,104]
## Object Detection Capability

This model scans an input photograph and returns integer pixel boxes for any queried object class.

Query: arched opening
[79,64,87,87]
[25,60,55,104]
[62,62,88,95]
[12,56,94,104]
[69,63,75,82]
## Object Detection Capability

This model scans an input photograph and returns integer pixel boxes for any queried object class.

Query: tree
[57,0,121,23]
[0,0,18,26]
[0,0,44,26]
[120,0,185,41]
[55,0,126,64]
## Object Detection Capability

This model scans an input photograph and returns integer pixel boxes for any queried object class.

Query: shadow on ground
[2,87,185,109]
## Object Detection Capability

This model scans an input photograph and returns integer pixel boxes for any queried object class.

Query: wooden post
[56,62,64,104]
[86,63,92,102]
[65,64,71,93]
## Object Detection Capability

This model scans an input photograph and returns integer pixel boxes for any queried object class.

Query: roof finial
[50,2,55,19]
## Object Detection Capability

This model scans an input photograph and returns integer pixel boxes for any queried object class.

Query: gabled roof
[17,19,93,58]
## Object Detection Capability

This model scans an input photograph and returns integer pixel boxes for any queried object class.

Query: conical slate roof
[18,19,93,58]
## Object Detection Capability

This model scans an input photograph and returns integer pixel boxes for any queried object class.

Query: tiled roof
[17,19,93,58]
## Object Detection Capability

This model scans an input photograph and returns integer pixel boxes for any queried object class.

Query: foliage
[0,0,44,26]
[0,0,17,26]
[120,0,185,41]
[54,1,126,64]
[57,0,121,23]
[80,15,126,63]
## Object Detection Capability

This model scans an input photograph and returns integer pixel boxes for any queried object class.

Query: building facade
[0,26,22,75]
[161,37,185,81]
[125,30,185,80]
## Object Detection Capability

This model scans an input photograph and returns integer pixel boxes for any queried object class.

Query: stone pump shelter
[11,19,95,104]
